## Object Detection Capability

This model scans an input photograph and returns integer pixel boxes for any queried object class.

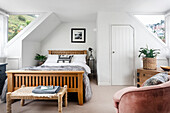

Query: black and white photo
[71,28,86,43]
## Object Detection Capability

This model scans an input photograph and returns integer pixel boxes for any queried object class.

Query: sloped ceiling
[0,0,170,22]
[24,13,61,41]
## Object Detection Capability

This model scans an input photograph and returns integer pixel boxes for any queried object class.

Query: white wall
[0,15,7,57]
[165,14,170,65]
[22,40,41,67]
[97,12,168,85]
[41,22,96,57]
[165,14,170,47]
[6,58,20,70]
[22,13,61,67]
[5,40,22,69]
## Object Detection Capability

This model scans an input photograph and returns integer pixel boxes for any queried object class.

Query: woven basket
[143,57,157,70]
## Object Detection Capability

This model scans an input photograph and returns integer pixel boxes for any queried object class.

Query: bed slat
[71,77,73,88]
[36,76,38,86]
[60,77,62,86]
[57,77,59,86]
[33,76,35,86]
[46,76,48,86]
[43,76,45,86]
[29,76,31,86]
[22,76,25,85]
[64,77,66,85]
[39,76,42,86]
[50,76,52,86]
[74,77,76,88]
[19,76,21,87]
[26,76,28,87]
[15,76,18,87]
[67,77,69,88]
[53,76,56,86]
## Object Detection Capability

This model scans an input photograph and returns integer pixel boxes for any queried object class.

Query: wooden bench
[6,85,67,113]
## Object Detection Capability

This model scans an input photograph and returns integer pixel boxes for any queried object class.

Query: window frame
[133,13,167,46]
[6,12,41,45]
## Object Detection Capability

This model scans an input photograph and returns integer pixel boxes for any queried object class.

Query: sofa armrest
[113,83,165,108]
[113,87,137,108]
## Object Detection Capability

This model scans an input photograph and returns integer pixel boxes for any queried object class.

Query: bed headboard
[48,50,87,55]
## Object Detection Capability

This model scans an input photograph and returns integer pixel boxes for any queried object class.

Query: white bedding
[42,62,91,74]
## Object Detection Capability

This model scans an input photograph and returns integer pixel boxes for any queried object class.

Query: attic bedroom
[1,0,170,113]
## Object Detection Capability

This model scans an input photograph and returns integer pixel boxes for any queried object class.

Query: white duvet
[42,62,91,74]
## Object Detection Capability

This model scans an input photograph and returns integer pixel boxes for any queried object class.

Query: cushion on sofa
[142,72,169,87]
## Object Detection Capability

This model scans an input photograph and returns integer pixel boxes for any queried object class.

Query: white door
[111,25,134,85]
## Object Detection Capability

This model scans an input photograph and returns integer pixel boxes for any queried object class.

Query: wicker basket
[143,57,157,70]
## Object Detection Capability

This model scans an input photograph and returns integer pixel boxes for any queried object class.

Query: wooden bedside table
[137,68,170,87]
[7,85,67,113]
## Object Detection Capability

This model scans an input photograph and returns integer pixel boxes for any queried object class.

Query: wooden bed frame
[7,50,87,105]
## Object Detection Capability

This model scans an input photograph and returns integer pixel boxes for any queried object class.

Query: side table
[137,68,169,87]
[7,85,67,113]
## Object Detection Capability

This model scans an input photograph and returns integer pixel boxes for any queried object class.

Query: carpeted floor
[0,79,128,113]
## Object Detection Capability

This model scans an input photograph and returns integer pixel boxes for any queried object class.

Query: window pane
[135,15,165,43]
[8,15,39,41]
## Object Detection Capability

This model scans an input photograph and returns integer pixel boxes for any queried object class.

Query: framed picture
[71,28,86,43]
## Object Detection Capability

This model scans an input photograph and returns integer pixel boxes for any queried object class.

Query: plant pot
[38,61,44,66]
[143,57,157,70]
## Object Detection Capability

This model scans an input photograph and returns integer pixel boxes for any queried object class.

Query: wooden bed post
[78,73,83,105]
[7,73,14,92]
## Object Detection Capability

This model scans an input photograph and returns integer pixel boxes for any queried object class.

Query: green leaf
[35,53,47,62]
[138,45,160,58]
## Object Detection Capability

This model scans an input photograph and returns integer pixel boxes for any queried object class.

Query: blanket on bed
[1,65,92,102]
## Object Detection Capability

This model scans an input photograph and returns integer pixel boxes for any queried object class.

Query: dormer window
[8,14,39,41]
[134,15,165,43]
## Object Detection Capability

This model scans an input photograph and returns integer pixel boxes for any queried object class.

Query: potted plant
[138,45,160,70]
[34,53,47,66]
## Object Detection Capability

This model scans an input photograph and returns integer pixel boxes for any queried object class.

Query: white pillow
[72,54,86,63]
[44,55,58,63]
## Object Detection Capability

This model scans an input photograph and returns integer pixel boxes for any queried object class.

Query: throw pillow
[142,72,169,87]
[58,55,73,59]
[57,55,73,63]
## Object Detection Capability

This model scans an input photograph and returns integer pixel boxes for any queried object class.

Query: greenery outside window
[134,15,165,43]
[8,14,39,41]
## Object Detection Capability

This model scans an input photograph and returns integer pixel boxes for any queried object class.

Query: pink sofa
[113,76,170,113]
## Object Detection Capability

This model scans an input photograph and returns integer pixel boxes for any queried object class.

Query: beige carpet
[0,79,127,113]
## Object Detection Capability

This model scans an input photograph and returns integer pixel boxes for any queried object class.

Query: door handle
[113,51,115,53]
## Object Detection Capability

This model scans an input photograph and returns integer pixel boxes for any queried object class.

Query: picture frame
[71,28,86,43]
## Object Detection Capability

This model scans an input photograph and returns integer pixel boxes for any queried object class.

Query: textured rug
[0,79,127,113]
